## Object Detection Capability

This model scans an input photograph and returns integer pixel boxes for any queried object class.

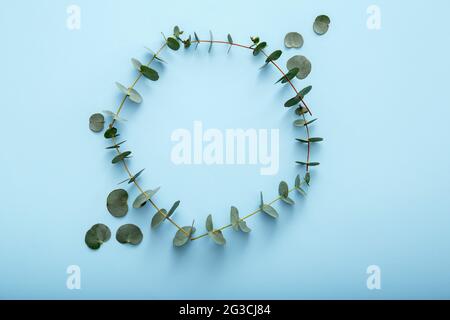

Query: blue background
[1,0,450,299]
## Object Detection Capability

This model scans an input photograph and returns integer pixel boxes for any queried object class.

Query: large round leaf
[314,15,331,35]
[286,55,312,80]
[116,224,143,245]
[106,189,128,218]
[89,113,105,133]
[167,37,180,50]
[284,32,304,48]
[85,224,111,250]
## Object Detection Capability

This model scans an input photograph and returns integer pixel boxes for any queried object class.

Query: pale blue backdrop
[1,0,449,299]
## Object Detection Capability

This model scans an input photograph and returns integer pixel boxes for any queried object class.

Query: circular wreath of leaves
[87,26,323,249]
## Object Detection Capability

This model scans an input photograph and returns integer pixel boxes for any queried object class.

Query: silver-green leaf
[106,189,128,218]
[284,32,304,49]
[287,55,312,80]
[116,224,143,245]
[89,113,105,133]
[133,187,160,209]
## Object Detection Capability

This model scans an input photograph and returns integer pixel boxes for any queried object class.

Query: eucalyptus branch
[86,26,322,250]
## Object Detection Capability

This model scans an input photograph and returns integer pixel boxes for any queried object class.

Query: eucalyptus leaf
[85,224,111,250]
[208,30,213,53]
[102,110,127,122]
[295,175,307,196]
[279,181,294,205]
[133,187,160,209]
[140,66,159,81]
[144,47,166,63]
[287,55,312,80]
[296,161,320,167]
[284,86,312,107]
[105,140,127,150]
[305,172,311,185]
[194,32,200,50]
[206,214,213,232]
[183,35,192,48]
[116,224,143,245]
[294,118,318,127]
[173,26,183,38]
[253,41,267,56]
[284,32,304,48]
[297,137,324,143]
[106,189,128,218]
[238,221,251,233]
[131,58,142,71]
[262,204,279,218]
[314,15,331,35]
[128,168,145,184]
[112,151,131,164]
[230,206,240,231]
[151,209,167,229]
[227,34,233,54]
[275,67,299,84]
[265,50,282,63]
[104,127,118,139]
[167,37,180,50]
[173,226,196,247]
[115,82,142,104]
[209,230,226,246]
[89,113,105,133]
[295,107,309,116]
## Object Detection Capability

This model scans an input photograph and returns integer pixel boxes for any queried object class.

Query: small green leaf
[297,137,324,143]
[116,224,143,245]
[140,66,159,81]
[284,96,301,108]
[279,181,289,198]
[206,214,213,232]
[115,82,142,104]
[295,175,307,196]
[238,221,251,233]
[251,36,260,45]
[230,206,240,231]
[173,26,183,38]
[305,172,311,185]
[262,204,279,218]
[104,127,118,139]
[227,34,233,54]
[131,58,142,71]
[298,85,313,98]
[294,118,318,127]
[209,230,226,246]
[265,50,282,63]
[279,181,294,205]
[194,32,200,49]
[151,209,167,229]
[183,35,192,48]
[133,187,160,209]
[284,32,304,49]
[253,41,267,56]
[167,37,180,50]
[208,30,213,53]
[105,140,127,150]
[173,226,196,247]
[112,151,131,164]
[286,55,312,80]
[275,67,299,84]
[314,15,331,35]
[89,113,105,133]
[128,168,145,184]
[295,107,309,116]
[106,189,128,218]
[296,161,320,167]
[85,224,111,250]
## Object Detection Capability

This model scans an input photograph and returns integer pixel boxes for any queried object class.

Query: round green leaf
[116,224,143,245]
[286,55,312,80]
[206,214,213,232]
[112,151,131,164]
[106,189,128,218]
[140,66,159,81]
[209,230,226,245]
[284,32,304,48]
[89,113,105,133]
[279,181,289,198]
[133,187,160,209]
[238,221,251,233]
[253,41,267,56]
[173,226,196,247]
[262,204,279,218]
[104,127,118,139]
[167,37,180,50]
[314,15,331,35]
[265,50,282,64]
[230,206,240,231]
[115,82,142,104]
[151,209,167,229]
[85,224,111,250]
